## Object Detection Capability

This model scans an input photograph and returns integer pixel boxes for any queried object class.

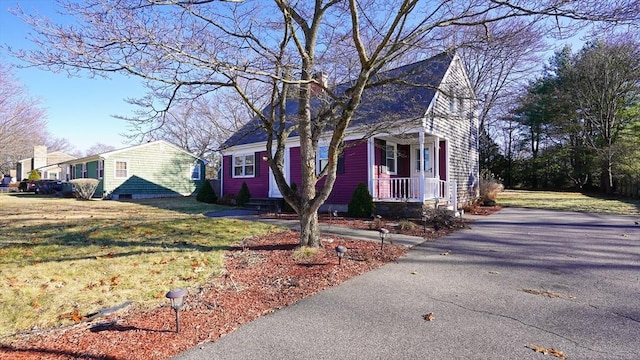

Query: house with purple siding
[220,51,479,213]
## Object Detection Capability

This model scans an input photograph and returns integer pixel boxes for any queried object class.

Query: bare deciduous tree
[9,0,639,246]
[0,63,48,176]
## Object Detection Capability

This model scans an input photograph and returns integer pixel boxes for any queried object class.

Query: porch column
[419,131,425,202]
[434,135,440,180]
[367,137,375,199]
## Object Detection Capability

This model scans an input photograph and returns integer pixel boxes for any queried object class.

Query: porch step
[243,198,284,212]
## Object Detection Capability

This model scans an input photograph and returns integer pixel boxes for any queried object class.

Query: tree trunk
[298,209,320,247]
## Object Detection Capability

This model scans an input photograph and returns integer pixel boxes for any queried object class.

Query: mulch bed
[1,231,406,360]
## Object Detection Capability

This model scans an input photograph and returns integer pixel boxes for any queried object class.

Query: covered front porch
[367,130,457,210]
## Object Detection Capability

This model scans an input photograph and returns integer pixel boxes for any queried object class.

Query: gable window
[458,97,464,117]
[191,163,202,180]
[385,143,397,174]
[115,161,128,178]
[97,160,104,179]
[317,146,329,174]
[81,163,88,178]
[449,86,456,114]
[233,154,255,178]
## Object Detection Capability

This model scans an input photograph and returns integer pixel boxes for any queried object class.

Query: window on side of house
[233,154,255,178]
[115,161,128,178]
[317,146,329,174]
[449,86,456,114]
[97,160,104,179]
[69,165,76,180]
[191,163,202,180]
[81,163,88,178]
[385,143,397,174]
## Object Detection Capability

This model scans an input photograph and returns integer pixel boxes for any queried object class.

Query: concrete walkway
[178,208,640,359]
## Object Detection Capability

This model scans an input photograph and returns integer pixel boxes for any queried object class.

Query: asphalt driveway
[175,208,640,360]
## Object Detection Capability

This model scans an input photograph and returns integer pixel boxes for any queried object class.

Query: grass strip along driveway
[498,189,640,215]
[0,194,278,338]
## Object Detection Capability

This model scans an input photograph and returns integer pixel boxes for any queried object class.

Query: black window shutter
[229,156,233,178]
[337,153,345,174]
[254,152,260,177]
[379,140,387,167]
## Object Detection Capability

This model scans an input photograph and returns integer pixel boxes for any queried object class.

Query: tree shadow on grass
[0,345,116,360]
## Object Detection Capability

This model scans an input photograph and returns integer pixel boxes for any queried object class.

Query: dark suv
[33,179,64,194]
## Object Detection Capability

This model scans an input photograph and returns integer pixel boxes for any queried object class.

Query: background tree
[9,0,640,246]
[0,63,47,176]
[557,38,640,193]
[84,143,116,156]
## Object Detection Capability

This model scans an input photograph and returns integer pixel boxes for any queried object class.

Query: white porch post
[434,136,440,180]
[419,131,425,202]
[367,137,375,199]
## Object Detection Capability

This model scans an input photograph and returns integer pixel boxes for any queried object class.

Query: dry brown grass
[0,194,279,338]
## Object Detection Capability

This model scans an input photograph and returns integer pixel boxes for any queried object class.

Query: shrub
[27,170,41,181]
[397,219,419,232]
[479,170,504,206]
[236,182,251,206]
[282,182,297,213]
[70,178,100,200]
[219,193,236,206]
[423,208,457,231]
[348,183,375,218]
[196,180,218,204]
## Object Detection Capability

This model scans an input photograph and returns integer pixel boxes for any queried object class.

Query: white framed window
[97,160,104,179]
[317,146,329,174]
[69,165,76,180]
[81,163,88,178]
[385,143,397,174]
[233,154,255,178]
[191,163,202,180]
[115,161,128,178]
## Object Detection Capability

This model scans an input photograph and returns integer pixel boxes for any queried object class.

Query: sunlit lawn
[498,189,640,215]
[0,194,280,338]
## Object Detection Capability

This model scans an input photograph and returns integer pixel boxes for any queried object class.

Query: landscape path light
[166,288,188,333]
[335,245,347,265]
[379,228,389,250]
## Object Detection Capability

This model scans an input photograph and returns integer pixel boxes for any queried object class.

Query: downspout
[419,131,425,202]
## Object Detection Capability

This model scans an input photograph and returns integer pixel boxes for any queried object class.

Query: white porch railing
[372,177,457,209]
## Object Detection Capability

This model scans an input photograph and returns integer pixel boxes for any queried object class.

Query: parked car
[33,179,64,194]
[18,179,37,192]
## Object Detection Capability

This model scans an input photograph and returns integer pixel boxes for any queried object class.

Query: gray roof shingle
[221,52,453,149]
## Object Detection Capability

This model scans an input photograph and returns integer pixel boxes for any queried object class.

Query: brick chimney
[311,72,328,96]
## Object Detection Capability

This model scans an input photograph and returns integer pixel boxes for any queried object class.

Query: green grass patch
[498,190,640,215]
[0,194,279,337]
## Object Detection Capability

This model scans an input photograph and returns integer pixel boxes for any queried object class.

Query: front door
[268,148,289,198]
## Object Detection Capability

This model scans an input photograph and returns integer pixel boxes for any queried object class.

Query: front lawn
[0,194,279,337]
[497,189,640,215]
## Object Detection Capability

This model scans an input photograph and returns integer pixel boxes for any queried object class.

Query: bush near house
[196,179,218,204]
[236,182,251,206]
[348,183,375,218]
[479,170,504,206]
[70,178,100,200]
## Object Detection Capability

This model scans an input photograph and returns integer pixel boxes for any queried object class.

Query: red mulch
[0,231,406,360]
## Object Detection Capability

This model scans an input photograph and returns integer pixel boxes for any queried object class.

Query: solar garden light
[335,245,347,265]
[165,288,188,333]
[379,228,389,250]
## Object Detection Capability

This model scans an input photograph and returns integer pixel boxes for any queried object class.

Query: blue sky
[0,0,145,153]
